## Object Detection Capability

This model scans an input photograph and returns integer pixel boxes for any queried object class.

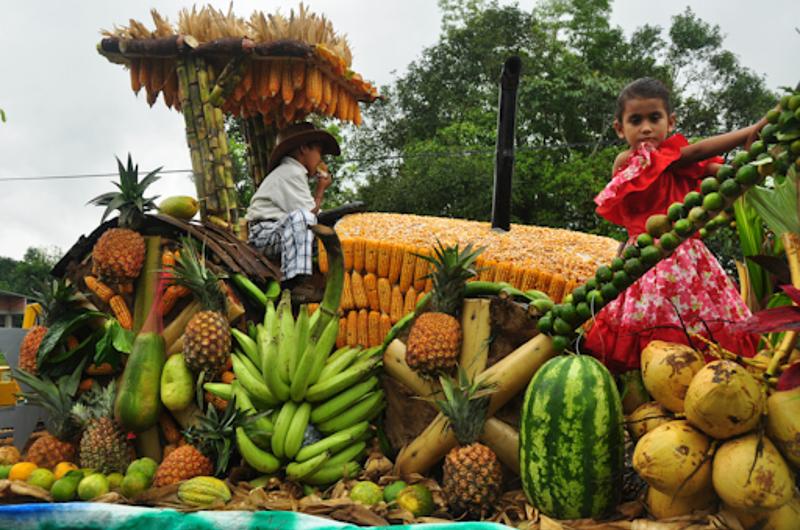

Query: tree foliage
[0,247,62,297]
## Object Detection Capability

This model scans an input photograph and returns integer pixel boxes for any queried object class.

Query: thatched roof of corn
[97,4,378,124]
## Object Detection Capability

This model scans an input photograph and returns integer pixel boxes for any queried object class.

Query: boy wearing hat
[246,122,340,285]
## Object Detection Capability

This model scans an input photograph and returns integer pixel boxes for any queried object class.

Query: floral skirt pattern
[583,238,758,373]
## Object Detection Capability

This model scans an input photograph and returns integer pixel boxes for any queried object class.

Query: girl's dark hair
[615,78,672,120]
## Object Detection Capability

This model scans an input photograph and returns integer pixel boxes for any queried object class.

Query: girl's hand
[744,117,769,150]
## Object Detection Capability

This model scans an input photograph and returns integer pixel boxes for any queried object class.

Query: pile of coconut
[626,340,799,528]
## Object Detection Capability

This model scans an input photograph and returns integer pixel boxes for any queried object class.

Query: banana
[325,346,359,367]
[232,353,278,406]
[232,328,260,367]
[327,441,367,467]
[303,460,361,486]
[263,335,290,401]
[231,381,274,443]
[235,351,263,381]
[291,317,338,401]
[295,421,370,462]
[271,401,298,459]
[317,390,385,434]
[317,346,362,382]
[305,357,379,402]
[277,290,296,383]
[531,298,554,313]
[203,382,233,401]
[306,316,341,387]
[263,299,277,334]
[286,451,330,481]
[291,305,310,380]
[236,426,281,473]
[282,402,311,459]
[310,376,379,424]
[248,321,258,342]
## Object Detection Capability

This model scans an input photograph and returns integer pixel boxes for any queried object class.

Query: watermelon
[519,355,624,520]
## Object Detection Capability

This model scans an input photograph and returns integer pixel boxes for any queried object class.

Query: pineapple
[437,369,502,519]
[153,399,244,486]
[171,238,230,379]
[88,154,160,284]
[406,242,482,376]
[13,367,83,468]
[72,382,133,474]
[18,279,80,374]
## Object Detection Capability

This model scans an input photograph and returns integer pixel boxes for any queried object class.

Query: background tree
[0,246,63,297]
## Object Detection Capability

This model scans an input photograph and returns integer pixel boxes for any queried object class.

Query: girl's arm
[676,118,768,166]
[612,149,631,175]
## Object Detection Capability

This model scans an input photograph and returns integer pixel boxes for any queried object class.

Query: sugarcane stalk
[176,57,207,219]
[480,417,519,475]
[460,298,491,378]
[395,333,555,476]
[767,232,800,376]
[163,301,201,352]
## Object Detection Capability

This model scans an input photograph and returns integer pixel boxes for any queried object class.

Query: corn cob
[318,240,328,273]
[130,59,142,94]
[79,378,94,394]
[346,311,358,347]
[353,102,362,126]
[390,286,404,324]
[413,252,429,292]
[353,239,365,272]
[84,275,115,303]
[351,271,368,309]
[495,262,512,283]
[377,278,391,314]
[336,91,348,121]
[161,285,191,314]
[341,272,354,311]
[281,63,294,105]
[258,63,271,99]
[327,84,340,117]
[110,295,133,330]
[404,287,417,316]
[342,239,354,270]
[291,61,305,89]
[364,242,378,274]
[357,309,369,348]
[399,246,416,292]
[268,61,282,97]
[479,259,497,281]
[547,274,566,301]
[377,242,391,278]
[509,266,523,288]
[162,249,176,268]
[306,65,322,105]
[138,59,151,96]
[368,311,381,347]
[364,273,379,311]
[388,245,403,284]
[322,75,333,108]
[380,314,392,340]
[337,317,347,349]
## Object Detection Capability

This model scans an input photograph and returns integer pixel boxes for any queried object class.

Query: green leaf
[47,328,102,364]
[734,198,772,307]
[745,171,799,238]
[35,311,105,367]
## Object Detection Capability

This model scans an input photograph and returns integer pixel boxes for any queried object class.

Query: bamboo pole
[480,417,519,475]
[460,298,492,378]
[176,57,206,220]
[767,232,800,376]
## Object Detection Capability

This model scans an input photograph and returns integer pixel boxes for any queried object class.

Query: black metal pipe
[491,56,522,232]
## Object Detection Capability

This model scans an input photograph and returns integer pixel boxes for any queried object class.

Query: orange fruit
[54,462,78,480]
[9,462,38,481]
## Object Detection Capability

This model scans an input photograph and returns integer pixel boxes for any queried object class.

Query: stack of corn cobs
[206,229,385,486]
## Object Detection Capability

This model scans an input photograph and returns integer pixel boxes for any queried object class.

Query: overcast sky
[1,1,798,261]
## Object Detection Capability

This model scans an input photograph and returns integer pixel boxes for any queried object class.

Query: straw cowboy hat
[267,122,341,172]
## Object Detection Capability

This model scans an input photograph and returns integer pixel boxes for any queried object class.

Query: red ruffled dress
[583,134,758,373]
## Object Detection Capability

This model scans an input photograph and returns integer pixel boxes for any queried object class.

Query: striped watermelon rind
[519,354,625,520]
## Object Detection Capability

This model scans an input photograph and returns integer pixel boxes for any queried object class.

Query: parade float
[1,4,799,530]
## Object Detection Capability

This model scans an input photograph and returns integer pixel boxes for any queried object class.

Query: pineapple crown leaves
[171,237,227,313]
[71,380,116,427]
[421,240,484,315]
[435,367,496,446]
[13,359,86,440]
[87,154,160,229]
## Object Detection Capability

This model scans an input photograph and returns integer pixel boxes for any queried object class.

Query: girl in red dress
[584,78,767,374]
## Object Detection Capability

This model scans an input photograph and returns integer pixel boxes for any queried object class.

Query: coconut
[766,386,800,469]
[725,496,800,530]
[632,420,713,496]
[712,434,795,512]
[641,340,705,413]
[646,485,717,519]
[684,360,765,439]
[627,401,673,441]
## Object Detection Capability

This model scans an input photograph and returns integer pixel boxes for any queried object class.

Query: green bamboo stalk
[176,57,207,219]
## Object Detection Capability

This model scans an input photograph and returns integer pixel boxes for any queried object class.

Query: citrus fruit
[120,471,149,499]
[54,462,79,480]
[716,165,735,180]
[719,178,741,198]
[624,258,644,277]
[640,245,663,267]
[778,109,795,126]
[688,206,709,226]
[700,177,719,195]
[645,214,671,238]
[702,192,724,212]
[733,151,751,167]
[571,285,587,303]
[684,191,703,209]
[780,94,791,109]
[107,472,124,490]
[27,468,55,491]
[595,265,613,283]
[766,109,781,124]
[536,315,553,334]
[350,481,383,506]
[610,257,625,271]
[612,270,631,290]
[383,480,408,503]
[600,283,619,302]
[78,473,110,501]
[788,95,800,111]
[667,202,685,222]
[586,289,605,308]
[127,458,158,482]
[575,302,592,321]
[735,165,759,185]
[748,140,766,158]
[659,232,680,252]
[9,462,37,481]
[637,233,654,249]
[623,245,640,259]
[0,465,11,479]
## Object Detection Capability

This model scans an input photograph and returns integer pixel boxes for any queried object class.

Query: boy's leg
[276,209,317,282]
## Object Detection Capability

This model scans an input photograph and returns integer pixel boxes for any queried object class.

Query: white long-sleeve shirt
[246,157,315,222]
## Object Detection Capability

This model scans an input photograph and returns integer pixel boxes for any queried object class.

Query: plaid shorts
[249,209,317,281]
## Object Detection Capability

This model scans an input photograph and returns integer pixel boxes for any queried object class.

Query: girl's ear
[613,119,625,139]
[668,112,677,133]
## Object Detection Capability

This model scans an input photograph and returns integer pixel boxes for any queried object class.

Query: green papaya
[115,331,165,432]
[159,196,199,220]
